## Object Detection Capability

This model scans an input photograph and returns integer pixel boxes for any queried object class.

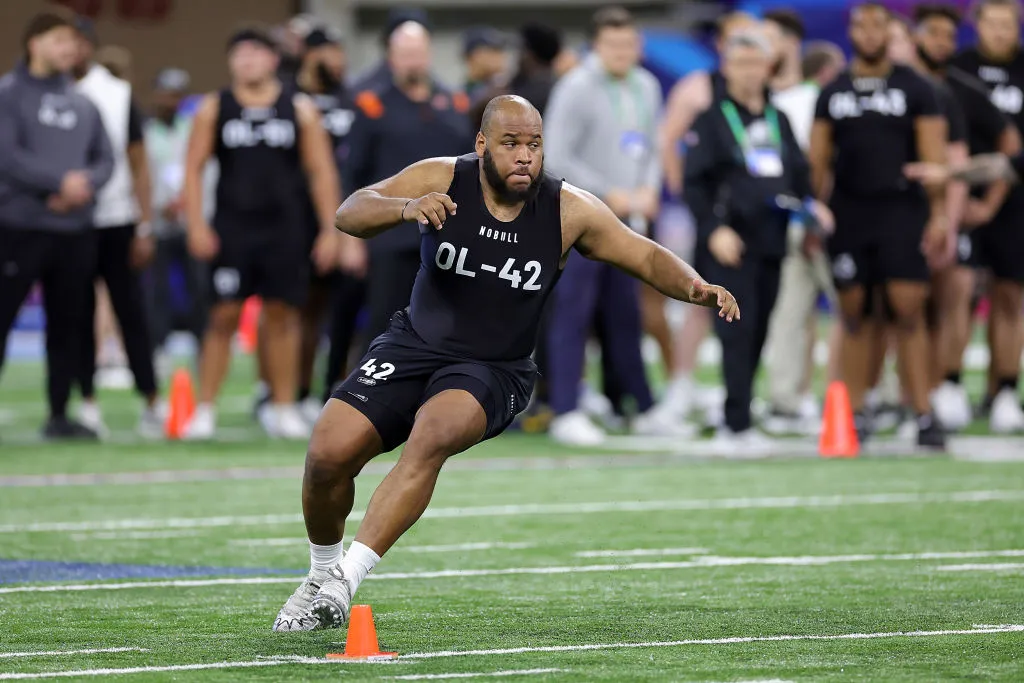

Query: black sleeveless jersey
[308,90,355,150]
[214,88,304,227]
[406,154,564,362]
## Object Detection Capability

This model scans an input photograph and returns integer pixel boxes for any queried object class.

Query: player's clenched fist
[402,192,457,229]
[688,279,740,323]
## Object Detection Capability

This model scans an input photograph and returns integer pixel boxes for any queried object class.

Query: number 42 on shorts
[360,359,396,380]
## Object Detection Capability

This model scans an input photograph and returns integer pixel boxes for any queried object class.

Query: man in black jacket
[0,9,114,440]
[685,31,831,448]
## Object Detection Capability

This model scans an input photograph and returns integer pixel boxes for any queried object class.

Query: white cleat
[137,400,167,440]
[309,564,353,630]
[632,405,697,438]
[932,381,971,431]
[273,570,327,632]
[990,389,1024,434]
[76,401,109,439]
[259,403,313,439]
[182,404,216,440]
[549,410,606,446]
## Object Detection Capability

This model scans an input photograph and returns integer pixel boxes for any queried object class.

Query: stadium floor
[1,357,1022,681]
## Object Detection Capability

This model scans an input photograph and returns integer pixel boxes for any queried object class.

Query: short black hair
[22,7,74,59]
[226,24,276,53]
[589,6,634,40]
[713,11,755,40]
[520,22,561,65]
[802,41,841,80]
[764,9,806,40]
[852,2,892,18]
[914,3,962,25]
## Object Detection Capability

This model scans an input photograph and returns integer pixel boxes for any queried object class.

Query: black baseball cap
[74,15,99,46]
[305,28,341,50]
[463,27,508,57]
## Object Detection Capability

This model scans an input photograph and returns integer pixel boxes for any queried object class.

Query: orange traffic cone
[164,368,196,440]
[237,296,261,354]
[818,381,859,458]
[326,605,398,661]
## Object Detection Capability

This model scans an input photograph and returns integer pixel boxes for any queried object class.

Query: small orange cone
[326,605,398,661]
[164,368,196,440]
[818,381,859,458]
[237,296,261,354]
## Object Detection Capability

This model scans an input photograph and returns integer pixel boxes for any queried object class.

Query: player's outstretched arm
[334,157,457,239]
[562,184,739,322]
[904,153,1021,187]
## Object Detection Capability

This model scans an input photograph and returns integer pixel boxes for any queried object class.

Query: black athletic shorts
[827,194,930,289]
[331,309,537,452]
[969,196,1024,281]
[209,224,308,308]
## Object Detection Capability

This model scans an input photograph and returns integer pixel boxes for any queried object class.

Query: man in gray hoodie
[543,6,682,445]
[0,9,115,440]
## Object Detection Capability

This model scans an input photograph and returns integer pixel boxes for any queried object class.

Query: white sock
[309,541,344,573]
[339,541,380,597]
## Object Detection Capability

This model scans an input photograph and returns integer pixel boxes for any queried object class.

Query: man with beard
[342,21,471,353]
[271,94,740,632]
[908,4,1020,431]
[809,2,949,448]
[950,0,1024,432]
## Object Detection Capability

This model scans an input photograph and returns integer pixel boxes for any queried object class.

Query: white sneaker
[137,400,167,440]
[579,383,619,429]
[310,564,353,629]
[932,381,971,431]
[990,388,1024,434]
[272,570,327,632]
[661,375,694,418]
[712,427,773,455]
[799,394,821,422]
[549,411,606,446]
[632,405,697,437]
[183,403,216,440]
[96,366,133,390]
[897,416,918,441]
[299,397,323,426]
[259,403,313,440]
[76,401,108,439]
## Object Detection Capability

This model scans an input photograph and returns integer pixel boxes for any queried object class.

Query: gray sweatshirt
[0,63,114,232]
[543,54,663,199]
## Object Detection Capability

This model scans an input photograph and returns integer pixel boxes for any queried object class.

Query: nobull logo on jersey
[222,108,296,149]
[828,88,907,120]
[478,226,519,244]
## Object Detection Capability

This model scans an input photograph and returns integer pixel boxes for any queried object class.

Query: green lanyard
[605,71,650,132]
[720,99,781,158]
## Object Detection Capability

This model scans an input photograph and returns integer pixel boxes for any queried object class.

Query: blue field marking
[0,559,304,584]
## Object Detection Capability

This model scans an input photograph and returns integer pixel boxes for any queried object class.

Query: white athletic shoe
[712,426,773,455]
[579,384,623,430]
[183,404,216,440]
[310,564,353,629]
[632,405,697,438]
[76,401,108,439]
[932,381,971,431]
[799,394,821,422]
[299,397,323,426]
[549,411,606,446]
[660,375,694,419]
[273,570,327,632]
[259,403,312,439]
[96,365,133,390]
[137,401,167,440]
[990,389,1024,434]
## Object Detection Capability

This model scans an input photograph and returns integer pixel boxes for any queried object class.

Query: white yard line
[0,657,334,680]
[70,530,203,542]
[3,548,1024,595]
[3,489,1021,534]
[400,625,1024,660]
[935,563,1024,572]
[575,548,709,558]
[0,648,147,659]
[227,539,536,553]
[386,669,564,680]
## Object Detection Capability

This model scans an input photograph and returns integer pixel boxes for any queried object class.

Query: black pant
[0,228,96,419]
[361,249,421,355]
[145,232,208,348]
[708,255,782,432]
[323,272,367,402]
[78,225,157,399]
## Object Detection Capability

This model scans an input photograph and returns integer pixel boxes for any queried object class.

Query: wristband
[401,199,413,222]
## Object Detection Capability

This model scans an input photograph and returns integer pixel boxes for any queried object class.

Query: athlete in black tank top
[181,27,341,441]
[272,95,740,633]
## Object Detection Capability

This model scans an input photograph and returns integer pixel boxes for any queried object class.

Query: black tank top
[406,153,564,362]
[214,87,304,228]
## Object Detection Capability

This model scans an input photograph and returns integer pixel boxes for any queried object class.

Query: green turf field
[1,356,1023,681]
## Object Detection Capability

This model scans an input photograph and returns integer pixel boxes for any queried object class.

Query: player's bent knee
[208,305,242,336]
[305,400,383,484]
